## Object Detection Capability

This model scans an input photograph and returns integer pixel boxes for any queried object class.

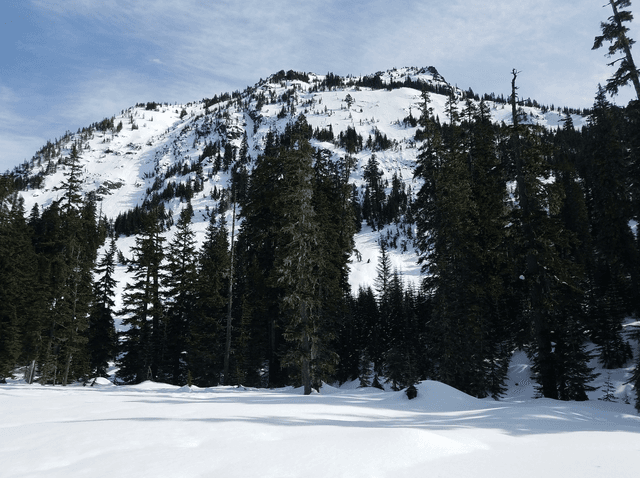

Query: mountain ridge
[7,65,588,292]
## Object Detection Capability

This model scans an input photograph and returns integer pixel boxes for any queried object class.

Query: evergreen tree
[583,87,635,368]
[274,116,331,394]
[372,242,393,379]
[508,71,594,399]
[162,207,198,385]
[362,155,385,228]
[593,0,640,99]
[0,184,41,380]
[311,148,355,386]
[336,286,378,387]
[236,129,287,387]
[463,99,513,398]
[414,90,511,397]
[191,214,229,386]
[88,236,118,378]
[35,146,100,385]
[117,210,165,384]
[383,270,419,390]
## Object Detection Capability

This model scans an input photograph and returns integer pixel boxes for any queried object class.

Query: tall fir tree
[508,72,594,399]
[583,86,635,368]
[593,0,640,99]
[236,129,287,387]
[274,116,332,394]
[117,210,165,384]
[191,214,229,387]
[0,184,42,380]
[414,90,511,397]
[162,206,199,385]
[35,145,100,385]
[88,236,118,378]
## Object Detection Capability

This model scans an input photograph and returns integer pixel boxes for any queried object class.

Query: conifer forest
[2,0,640,412]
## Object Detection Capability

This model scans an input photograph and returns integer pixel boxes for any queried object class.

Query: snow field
[2,378,639,478]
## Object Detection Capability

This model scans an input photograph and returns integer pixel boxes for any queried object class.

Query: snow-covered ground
[2,352,639,478]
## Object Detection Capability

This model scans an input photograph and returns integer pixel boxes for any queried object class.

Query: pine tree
[593,0,640,99]
[337,286,378,387]
[311,148,355,386]
[414,90,511,397]
[88,236,118,378]
[274,116,329,394]
[551,123,600,400]
[508,71,594,399]
[162,206,198,385]
[463,99,513,398]
[583,86,635,368]
[191,214,229,386]
[372,242,393,379]
[236,129,287,387]
[36,146,99,385]
[383,271,419,390]
[0,185,41,380]
[363,155,385,228]
[117,210,165,384]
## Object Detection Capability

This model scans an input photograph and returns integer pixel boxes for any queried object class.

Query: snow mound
[380,380,479,410]
[129,380,179,391]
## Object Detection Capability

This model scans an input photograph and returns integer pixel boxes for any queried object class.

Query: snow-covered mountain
[9,66,588,306]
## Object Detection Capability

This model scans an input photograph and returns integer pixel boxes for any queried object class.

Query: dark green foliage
[236,116,353,392]
[117,210,165,384]
[362,155,386,229]
[334,286,378,387]
[414,92,512,398]
[0,183,42,380]
[582,87,635,369]
[162,207,199,385]
[189,214,229,387]
[235,130,288,387]
[339,127,363,154]
[600,372,617,402]
[25,146,104,385]
[592,0,640,99]
[88,237,118,377]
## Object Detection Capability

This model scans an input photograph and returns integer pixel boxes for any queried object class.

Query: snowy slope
[12,66,588,302]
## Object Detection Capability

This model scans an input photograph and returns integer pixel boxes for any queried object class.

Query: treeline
[1,94,639,408]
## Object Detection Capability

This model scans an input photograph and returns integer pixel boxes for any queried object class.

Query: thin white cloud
[31,0,637,106]
[0,85,45,170]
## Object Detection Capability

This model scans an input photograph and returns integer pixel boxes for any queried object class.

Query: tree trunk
[223,192,236,386]
[301,302,312,395]
[62,352,72,386]
[511,69,557,399]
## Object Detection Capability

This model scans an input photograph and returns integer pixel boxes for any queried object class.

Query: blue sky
[1,0,638,171]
